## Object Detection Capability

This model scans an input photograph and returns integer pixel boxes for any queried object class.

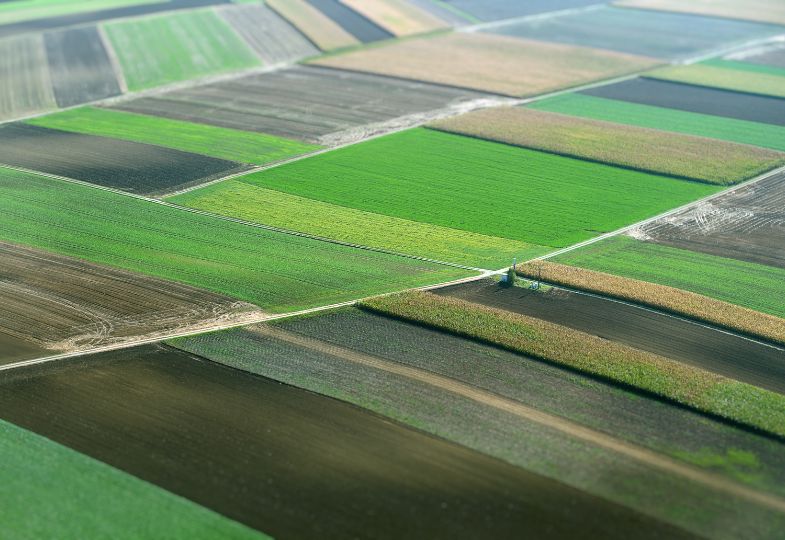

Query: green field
[0,419,266,539]
[0,0,162,24]
[104,10,261,91]
[554,236,785,319]
[27,107,319,165]
[170,179,546,268]
[529,93,785,152]
[646,62,785,98]
[239,128,719,248]
[0,167,469,312]
[702,59,785,78]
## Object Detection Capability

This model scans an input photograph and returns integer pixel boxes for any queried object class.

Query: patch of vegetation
[672,448,762,484]
[647,63,785,99]
[0,0,160,24]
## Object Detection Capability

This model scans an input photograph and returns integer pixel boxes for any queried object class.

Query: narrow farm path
[253,324,785,515]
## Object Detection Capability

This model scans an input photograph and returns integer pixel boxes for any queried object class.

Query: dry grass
[340,0,448,36]
[615,0,785,26]
[311,33,660,96]
[267,0,359,51]
[517,260,785,348]
[429,107,785,185]
[362,290,785,439]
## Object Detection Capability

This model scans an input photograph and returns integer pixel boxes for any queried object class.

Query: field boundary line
[459,3,607,33]
[249,325,785,515]
[97,25,128,94]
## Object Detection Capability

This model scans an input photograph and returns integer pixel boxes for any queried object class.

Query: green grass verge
[554,236,785,319]
[0,419,267,539]
[104,9,261,91]
[242,128,718,248]
[169,179,545,268]
[646,63,785,99]
[27,107,319,165]
[0,167,470,312]
[361,290,785,439]
[529,93,785,153]
[0,0,161,24]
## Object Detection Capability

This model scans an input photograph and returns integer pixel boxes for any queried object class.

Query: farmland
[239,128,719,248]
[648,62,785,98]
[436,279,785,393]
[529,93,785,152]
[103,9,260,91]
[169,179,545,268]
[554,235,785,319]
[0,0,162,25]
[0,34,55,121]
[113,65,490,143]
[266,0,359,50]
[0,167,469,312]
[434,0,602,22]
[737,43,785,69]
[340,0,448,36]
[429,107,785,184]
[306,0,393,43]
[311,32,659,97]
[616,0,785,27]
[28,107,320,166]
[0,123,247,194]
[583,78,785,126]
[488,6,783,59]
[0,343,671,539]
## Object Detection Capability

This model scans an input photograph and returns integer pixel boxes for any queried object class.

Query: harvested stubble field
[0,34,56,121]
[436,279,785,394]
[430,107,785,185]
[0,343,669,540]
[305,0,393,43]
[311,32,659,97]
[0,418,265,540]
[554,236,785,320]
[266,0,358,51]
[436,0,603,22]
[170,179,544,268]
[0,240,262,364]
[362,291,785,439]
[241,128,718,248]
[488,6,783,60]
[529,93,785,152]
[647,62,785,99]
[583,78,785,127]
[113,65,488,143]
[172,309,785,538]
[639,171,785,270]
[29,107,320,166]
[0,167,468,312]
[340,0,448,36]
[615,0,785,27]
[0,123,247,194]
[103,9,260,91]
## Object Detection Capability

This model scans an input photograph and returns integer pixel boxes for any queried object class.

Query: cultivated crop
[648,62,785,99]
[0,0,157,25]
[0,34,55,121]
[430,107,785,184]
[267,0,358,50]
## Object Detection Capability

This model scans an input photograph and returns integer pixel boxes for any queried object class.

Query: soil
[305,0,392,42]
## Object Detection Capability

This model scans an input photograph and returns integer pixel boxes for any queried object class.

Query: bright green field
[529,93,785,153]
[0,167,469,312]
[104,10,261,91]
[0,419,267,539]
[646,62,785,98]
[170,180,546,268]
[27,107,319,166]
[241,128,719,248]
[0,0,161,24]
[555,236,785,319]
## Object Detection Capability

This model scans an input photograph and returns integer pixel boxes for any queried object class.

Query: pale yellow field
[267,0,359,51]
[340,0,448,36]
[616,0,785,26]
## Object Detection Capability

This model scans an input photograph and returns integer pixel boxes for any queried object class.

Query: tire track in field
[252,324,785,515]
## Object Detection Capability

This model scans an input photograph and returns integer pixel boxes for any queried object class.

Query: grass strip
[361,290,785,439]
[430,107,784,185]
[516,259,785,348]
[646,64,785,99]
[27,107,320,165]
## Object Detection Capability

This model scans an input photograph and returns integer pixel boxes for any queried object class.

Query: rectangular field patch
[615,0,785,27]
[647,61,785,99]
[267,0,359,50]
[436,0,603,22]
[0,33,56,121]
[304,0,392,42]
[340,0,448,36]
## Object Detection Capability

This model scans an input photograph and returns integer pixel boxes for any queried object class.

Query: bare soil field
[436,279,785,394]
[267,0,358,51]
[113,65,489,142]
[0,344,684,539]
[305,0,392,42]
[0,241,262,364]
[217,4,318,64]
[639,171,785,269]
[0,123,247,194]
[340,0,448,36]
[583,78,785,127]
[440,0,603,22]
[44,26,121,108]
[312,33,659,97]
[0,34,55,121]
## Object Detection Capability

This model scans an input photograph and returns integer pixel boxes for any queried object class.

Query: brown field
[430,107,785,185]
[0,241,262,363]
[267,0,359,50]
[311,33,660,96]
[517,260,785,348]
[340,0,448,36]
[616,0,785,26]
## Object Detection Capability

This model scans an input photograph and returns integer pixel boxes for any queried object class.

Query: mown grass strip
[430,107,785,185]
[361,290,785,439]
[528,93,785,152]
[646,63,785,99]
[27,107,320,166]
[516,259,785,348]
